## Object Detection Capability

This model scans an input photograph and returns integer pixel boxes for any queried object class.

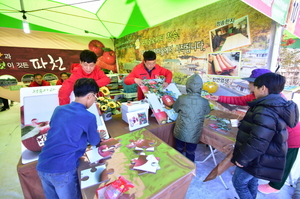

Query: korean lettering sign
[0,46,81,81]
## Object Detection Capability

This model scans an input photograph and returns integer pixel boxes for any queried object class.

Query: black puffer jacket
[173,74,211,144]
[231,94,299,182]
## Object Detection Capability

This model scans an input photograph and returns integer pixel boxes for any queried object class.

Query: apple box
[121,101,149,123]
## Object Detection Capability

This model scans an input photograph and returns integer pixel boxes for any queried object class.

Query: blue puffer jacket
[173,74,211,144]
[231,94,299,182]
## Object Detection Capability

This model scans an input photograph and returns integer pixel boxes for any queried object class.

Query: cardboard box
[121,101,149,123]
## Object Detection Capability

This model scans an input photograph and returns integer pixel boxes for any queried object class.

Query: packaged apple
[21,119,50,152]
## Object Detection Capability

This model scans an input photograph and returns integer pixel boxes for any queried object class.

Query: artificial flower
[100,86,110,95]
[97,88,121,115]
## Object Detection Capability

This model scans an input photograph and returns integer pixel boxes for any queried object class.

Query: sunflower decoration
[97,87,121,115]
[100,86,110,95]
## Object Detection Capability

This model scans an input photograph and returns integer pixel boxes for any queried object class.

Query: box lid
[121,101,149,112]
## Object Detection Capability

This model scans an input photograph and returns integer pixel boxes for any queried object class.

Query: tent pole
[267,20,284,72]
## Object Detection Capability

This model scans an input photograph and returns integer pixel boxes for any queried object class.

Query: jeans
[293,177,300,199]
[175,138,197,161]
[38,169,82,199]
[232,166,258,199]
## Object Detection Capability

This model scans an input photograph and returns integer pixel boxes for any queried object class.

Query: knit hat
[241,68,271,82]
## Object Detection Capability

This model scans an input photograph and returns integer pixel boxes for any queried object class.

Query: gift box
[121,101,149,123]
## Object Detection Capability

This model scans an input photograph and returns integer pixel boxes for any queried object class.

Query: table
[80,128,195,199]
[200,110,239,182]
[105,114,176,147]
[16,120,187,199]
[16,158,46,199]
[17,110,238,198]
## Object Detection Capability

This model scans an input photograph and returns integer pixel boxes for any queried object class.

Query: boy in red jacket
[124,50,172,100]
[59,50,110,105]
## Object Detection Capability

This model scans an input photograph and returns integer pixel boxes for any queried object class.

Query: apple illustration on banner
[102,48,116,65]
[88,40,105,57]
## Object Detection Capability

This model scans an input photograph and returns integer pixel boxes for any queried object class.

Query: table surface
[80,128,195,199]
[200,110,239,181]
[106,114,176,147]
[17,109,239,198]
[201,110,238,153]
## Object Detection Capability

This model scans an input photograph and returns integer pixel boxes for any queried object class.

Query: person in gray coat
[173,74,211,161]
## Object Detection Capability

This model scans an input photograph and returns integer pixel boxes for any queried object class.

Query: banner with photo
[115,0,274,101]
[207,51,241,78]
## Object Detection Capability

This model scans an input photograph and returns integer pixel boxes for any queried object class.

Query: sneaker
[258,184,280,194]
[0,107,9,112]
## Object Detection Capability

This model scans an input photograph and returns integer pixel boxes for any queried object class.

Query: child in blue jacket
[37,78,101,199]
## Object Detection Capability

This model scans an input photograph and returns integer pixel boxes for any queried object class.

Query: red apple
[140,85,149,93]
[162,95,175,107]
[154,109,168,124]
[88,40,105,57]
[102,48,116,65]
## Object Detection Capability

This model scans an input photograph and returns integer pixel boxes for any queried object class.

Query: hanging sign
[241,0,291,25]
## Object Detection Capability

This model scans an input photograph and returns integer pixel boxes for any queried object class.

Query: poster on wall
[141,79,181,125]
[20,86,108,164]
[210,15,251,52]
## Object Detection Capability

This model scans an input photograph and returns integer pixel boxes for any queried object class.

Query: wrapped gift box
[121,101,149,123]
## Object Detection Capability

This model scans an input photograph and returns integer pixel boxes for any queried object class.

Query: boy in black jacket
[231,73,299,199]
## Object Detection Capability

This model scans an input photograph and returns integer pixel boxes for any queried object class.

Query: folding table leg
[197,145,229,189]
[197,147,218,163]
[208,145,229,190]
[288,173,293,187]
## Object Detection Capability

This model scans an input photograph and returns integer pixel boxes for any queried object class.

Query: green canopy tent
[0,0,220,38]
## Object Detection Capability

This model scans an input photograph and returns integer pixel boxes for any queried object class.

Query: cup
[230,119,239,127]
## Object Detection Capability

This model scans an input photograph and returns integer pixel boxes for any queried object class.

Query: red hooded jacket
[58,64,110,105]
[124,62,172,100]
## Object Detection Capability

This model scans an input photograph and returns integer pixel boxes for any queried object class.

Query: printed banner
[0,46,81,85]
[285,0,300,38]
